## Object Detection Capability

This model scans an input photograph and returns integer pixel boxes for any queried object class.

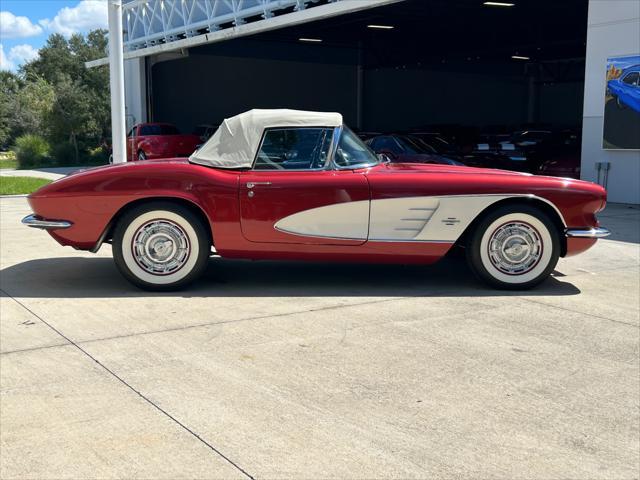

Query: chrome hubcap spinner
[132,219,190,275]
[488,221,542,275]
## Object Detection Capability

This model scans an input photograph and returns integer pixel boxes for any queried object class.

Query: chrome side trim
[368,239,455,244]
[427,193,568,228]
[273,226,366,241]
[22,214,72,230]
[565,227,611,238]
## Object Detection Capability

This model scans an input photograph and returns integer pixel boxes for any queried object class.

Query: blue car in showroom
[608,65,640,113]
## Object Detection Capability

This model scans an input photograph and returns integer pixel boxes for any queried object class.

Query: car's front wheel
[466,205,560,289]
[113,202,210,290]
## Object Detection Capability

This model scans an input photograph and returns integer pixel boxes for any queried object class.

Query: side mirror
[378,149,397,160]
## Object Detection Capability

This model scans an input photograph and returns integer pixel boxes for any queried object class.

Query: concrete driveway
[0,167,84,181]
[1,196,638,479]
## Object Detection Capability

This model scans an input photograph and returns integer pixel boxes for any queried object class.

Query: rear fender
[93,194,214,252]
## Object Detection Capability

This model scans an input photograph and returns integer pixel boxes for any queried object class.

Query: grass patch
[0,176,52,195]
[0,151,18,170]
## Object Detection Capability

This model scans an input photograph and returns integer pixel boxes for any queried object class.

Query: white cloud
[9,44,38,65]
[0,44,14,71]
[39,0,108,37]
[0,11,43,39]
[0,43,39,71]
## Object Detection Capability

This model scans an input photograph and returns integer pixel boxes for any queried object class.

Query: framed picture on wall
[603,54,640,150]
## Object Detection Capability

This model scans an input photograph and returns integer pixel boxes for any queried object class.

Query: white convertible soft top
[189,109,343,169]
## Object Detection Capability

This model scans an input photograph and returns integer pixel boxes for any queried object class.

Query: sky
[0,0,108,72]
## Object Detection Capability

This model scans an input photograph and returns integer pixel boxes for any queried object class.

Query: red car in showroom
[126,122,201,161]
[23,109,609,291]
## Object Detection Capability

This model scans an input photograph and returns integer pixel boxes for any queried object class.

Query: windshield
[333,126,379,169]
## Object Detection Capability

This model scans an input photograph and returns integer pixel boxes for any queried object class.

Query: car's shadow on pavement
[0,255,580,298]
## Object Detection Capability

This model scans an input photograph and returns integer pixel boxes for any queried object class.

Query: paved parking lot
[1,196,638,479]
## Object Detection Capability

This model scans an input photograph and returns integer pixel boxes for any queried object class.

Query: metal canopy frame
[87,0,404,68]
[123,0,323,51]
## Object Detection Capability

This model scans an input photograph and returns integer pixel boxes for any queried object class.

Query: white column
[108,0,127,163]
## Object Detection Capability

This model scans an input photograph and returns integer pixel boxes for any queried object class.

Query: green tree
[21,29,110,163]
[0,71,22,148]
[47,74,100,163]
[15,76,56,135]
[0,72,54,149]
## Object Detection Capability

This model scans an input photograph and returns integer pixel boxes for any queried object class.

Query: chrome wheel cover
[487,221,543,275]
[131,219,190,275]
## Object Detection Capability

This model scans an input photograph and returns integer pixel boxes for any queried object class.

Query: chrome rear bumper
[565,227,611,238]
[22,214,72,230]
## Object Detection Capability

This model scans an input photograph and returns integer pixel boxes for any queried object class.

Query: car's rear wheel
[466,205,560,289]
[113,202,210,290]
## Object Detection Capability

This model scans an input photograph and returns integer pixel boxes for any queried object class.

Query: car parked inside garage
[126,123,201,162]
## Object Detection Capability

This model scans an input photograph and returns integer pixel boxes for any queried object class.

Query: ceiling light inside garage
[483,2,515,6]
[512,55,530,60]
[299,37,322,43]
[367,24,394,30]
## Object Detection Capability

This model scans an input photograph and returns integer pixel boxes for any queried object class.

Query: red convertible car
[23,109,609,291]
[126,123,201,161]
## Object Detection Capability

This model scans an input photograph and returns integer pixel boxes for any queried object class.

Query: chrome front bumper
[565,227,611,238]
[22,214,72,230]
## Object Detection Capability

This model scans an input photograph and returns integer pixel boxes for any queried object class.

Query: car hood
[374,161,531,176]
[369,161,604,197]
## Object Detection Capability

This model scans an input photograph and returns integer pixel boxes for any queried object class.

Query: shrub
[86,145,110,165]
[51,141,78,166]
[0,150,18,169]
[13,135,52,169]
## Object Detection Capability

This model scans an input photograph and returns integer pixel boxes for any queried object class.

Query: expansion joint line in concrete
[0,288,255,480]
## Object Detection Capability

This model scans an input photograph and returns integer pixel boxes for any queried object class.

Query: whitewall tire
[466,205,560,289]
[113,202,210,290]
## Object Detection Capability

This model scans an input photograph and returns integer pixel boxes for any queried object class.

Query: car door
[239,127,370,245]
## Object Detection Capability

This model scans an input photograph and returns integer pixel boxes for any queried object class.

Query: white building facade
[581,0,640,204]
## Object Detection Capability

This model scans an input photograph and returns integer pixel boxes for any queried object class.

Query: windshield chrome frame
[329,126,381,171]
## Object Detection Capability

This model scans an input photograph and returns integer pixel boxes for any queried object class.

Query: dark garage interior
[149,0,588,133]
[146,0,588,175]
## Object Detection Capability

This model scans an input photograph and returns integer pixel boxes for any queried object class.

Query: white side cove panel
[275,200,369,240]
[368,197,440,240]
[275,195,513,242]
[370,195,512,242]
[411,195,512,242]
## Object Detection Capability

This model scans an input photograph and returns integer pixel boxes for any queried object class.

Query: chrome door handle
[246,181,272,189]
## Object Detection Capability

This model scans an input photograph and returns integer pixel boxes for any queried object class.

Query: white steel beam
[108,0,127,164]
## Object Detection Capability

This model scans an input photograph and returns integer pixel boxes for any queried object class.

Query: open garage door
[150,39,360,135]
